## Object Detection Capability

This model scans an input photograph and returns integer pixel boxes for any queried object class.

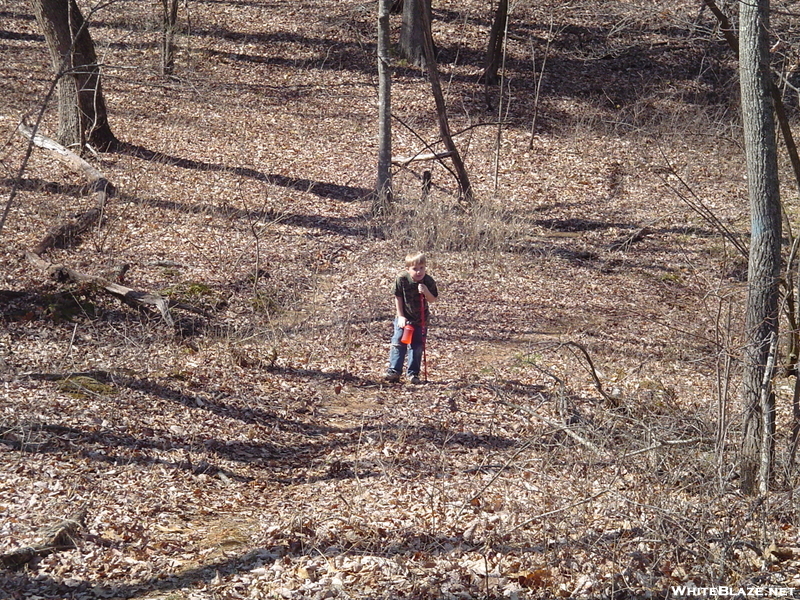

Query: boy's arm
[394,295,406,326]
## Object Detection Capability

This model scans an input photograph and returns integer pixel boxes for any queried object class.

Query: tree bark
[374,0,393,214]
[401,0,431,68]
[702,0,800,201]
[739,0,782,496]
[29,0,117,151]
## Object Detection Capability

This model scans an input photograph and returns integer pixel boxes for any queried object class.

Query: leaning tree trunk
[739,0,782,496]
[400,0,431,68]
[374,0,393,214]
[30,0,117,151]
[420,3,473,203]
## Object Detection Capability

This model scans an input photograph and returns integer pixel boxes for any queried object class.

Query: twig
[619,437,714,460]
[391,151,453,167]
[507,488,611,534]
[505,393,609,459]
[528,15,556,149]
[392,114,459,184]
[656,150,748,258]
[561,341,618,407]
[488,382,609,459]
[759,331,777,496]
[454,441,532,523]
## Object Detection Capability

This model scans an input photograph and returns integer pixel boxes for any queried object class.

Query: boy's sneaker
[410,375,422,385]
[385,371,401,383]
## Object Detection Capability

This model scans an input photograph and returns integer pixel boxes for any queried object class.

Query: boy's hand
[418,283,435,302]
[397,316,407,327]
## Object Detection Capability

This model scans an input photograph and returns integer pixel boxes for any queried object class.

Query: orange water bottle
[401,324,414,344]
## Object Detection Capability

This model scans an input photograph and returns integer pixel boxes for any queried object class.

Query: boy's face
[407,263,426,282]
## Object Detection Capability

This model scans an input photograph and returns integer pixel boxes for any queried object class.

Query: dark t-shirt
[393,272,438,325]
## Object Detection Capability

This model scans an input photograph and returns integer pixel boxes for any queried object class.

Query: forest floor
[3,0,800,598]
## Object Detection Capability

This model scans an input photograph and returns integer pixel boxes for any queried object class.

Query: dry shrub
[384,192,523,253]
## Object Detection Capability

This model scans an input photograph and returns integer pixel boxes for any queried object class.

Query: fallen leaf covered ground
[3,0,800,598]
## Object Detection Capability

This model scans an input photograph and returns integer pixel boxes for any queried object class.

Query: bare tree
[739,0,782,495]
[374,0,393,213]
[481,0,508,85]
[29,0,117,151]
[160,0,180,77]
[419,2,472,202]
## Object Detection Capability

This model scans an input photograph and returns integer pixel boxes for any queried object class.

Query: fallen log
[0,508,87,570]
[25,251,176,326]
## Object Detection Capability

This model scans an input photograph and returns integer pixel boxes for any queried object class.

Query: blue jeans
[388,319,426,376]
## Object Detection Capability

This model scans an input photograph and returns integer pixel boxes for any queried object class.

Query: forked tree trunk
[739,0,782,496]
[30,0,116,151]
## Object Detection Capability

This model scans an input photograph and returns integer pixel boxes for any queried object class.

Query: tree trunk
[29,0,117,151]
[481,0,508,85]
[401,0,432,68]
[374,0,393,214]
[161,0,180,77]
[739,0,782,496]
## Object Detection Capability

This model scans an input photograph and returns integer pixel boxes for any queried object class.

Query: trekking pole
[420,292,428,383]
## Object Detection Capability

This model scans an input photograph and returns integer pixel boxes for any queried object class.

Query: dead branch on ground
[17,123,211,326]
[391,151,453,167]
[25,251,176,326]
[0,508,87,570]
[18,121,113,256]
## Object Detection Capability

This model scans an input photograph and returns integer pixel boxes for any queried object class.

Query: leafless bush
[383,190,524,254]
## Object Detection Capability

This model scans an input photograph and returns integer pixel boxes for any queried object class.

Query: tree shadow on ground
[6,371,519,479]
[0,288,99,323]
[0,176,378,240]
[119,190,379,239]
[113,141,372,202]
[1,177,87,198]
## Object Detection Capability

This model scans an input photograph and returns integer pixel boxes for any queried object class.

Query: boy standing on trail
[386,252,438,384]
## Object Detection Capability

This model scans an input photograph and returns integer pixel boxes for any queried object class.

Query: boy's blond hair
[405,252,427,267]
